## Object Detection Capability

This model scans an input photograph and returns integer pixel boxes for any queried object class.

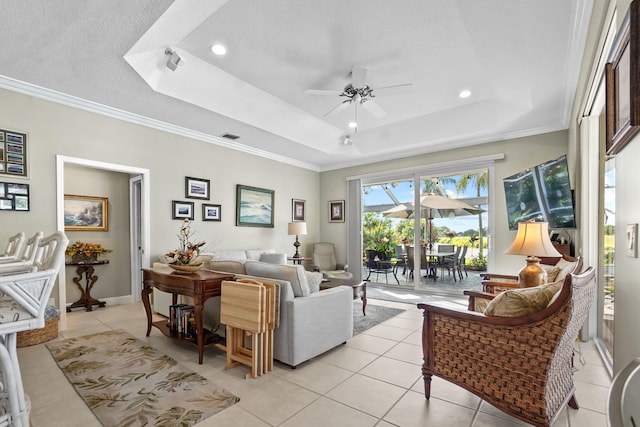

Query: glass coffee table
[320,278,367,315]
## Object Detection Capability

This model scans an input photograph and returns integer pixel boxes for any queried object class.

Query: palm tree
[455,171,488,258]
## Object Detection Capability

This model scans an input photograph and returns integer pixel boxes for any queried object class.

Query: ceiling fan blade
[324,100,351,117]
[351,66,367,88]
[304,88,343,96]
[371,83,413,96]
[361,99,386,118]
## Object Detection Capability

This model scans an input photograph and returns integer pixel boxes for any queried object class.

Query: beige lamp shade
[504,221,561,287]
[287,222,307,236]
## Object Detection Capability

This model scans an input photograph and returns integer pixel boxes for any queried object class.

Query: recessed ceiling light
[348,121,358,129]
[210,44,227,56]
[459,90,472,98]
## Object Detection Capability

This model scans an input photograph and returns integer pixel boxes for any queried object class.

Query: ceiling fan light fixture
[459,89,472,98]
[210,43,227,56]
[348,121,358,129]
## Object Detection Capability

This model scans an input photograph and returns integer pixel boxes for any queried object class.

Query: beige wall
[320,130,570,274]
[0,88,320,306]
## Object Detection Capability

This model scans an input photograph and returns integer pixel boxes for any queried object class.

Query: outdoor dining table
[422,250,456,280]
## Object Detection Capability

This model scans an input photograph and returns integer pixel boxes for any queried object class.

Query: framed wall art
[606,1,640,155]
[185,176,210,200]
[0,182,29,211]
[236,184,274,227]
[0,128,28,178]
[64,195,109,231]
[292,198,305,221]
[202,203,221,221]
[172,200,194,220]
[329,200,345,223]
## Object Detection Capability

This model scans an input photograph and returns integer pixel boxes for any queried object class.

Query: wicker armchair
[417,267,596,427]
[480,254,582,294]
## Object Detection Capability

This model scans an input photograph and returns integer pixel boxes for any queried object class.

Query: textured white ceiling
[0,0,592,171]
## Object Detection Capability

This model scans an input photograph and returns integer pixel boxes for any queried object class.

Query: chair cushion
[483,280,563,317]
[541,265,561,282]
[259,252,287,265]
[0,294,35,323]
[244,260,310,297]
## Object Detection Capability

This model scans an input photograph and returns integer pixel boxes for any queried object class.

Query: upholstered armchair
[312,242,352,280]
[418,267,596,427]
[480,254,582,294]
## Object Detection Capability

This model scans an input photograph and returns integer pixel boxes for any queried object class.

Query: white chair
[311,242,352,280]
[0,233,43,276]
[0,234,25,263]
[608,357,640,427]
[0,231,67,427]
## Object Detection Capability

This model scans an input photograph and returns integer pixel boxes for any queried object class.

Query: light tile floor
[18,299,610,426]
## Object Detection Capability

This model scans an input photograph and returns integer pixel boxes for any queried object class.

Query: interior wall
[0,88,320,307]
[320,130,570,273]
[64,164,131,301]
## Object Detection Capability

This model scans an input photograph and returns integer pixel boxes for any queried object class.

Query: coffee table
[320,278,367,315]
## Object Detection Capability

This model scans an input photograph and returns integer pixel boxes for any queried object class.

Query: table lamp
[504,221,561,287]
[287,222,307,259]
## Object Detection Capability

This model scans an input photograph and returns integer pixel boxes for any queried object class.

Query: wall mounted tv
[503,155,576,230]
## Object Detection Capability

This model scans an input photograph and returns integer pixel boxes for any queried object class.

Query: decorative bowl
[168,263,203,273]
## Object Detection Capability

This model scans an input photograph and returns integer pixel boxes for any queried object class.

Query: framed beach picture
[329,200,345,222]
[236,184,274,227]
[172,200,194,220]
[185,176,210,200]
[292,198,305,221]
[64,195,109,231]
[202,203,221,221]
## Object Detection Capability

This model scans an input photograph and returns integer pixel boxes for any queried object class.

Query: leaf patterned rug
[46,330,239,427]
[352,302,405,335]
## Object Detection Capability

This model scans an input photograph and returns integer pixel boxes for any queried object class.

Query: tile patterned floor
[18,299,610,426]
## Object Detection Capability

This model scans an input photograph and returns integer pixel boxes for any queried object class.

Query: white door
[129,176,143,301]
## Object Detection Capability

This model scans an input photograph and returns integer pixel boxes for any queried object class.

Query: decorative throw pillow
[483,280,563,317]
[541,264,561,282]
[555,258,577,281]
[304,271,323,293]
[259,253,287,265]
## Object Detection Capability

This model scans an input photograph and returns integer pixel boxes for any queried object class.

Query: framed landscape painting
[236,184,274,227]
[64,195,109,231]
[185,176,210,200]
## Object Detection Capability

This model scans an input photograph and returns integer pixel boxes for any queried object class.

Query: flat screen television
[503,155,576,230]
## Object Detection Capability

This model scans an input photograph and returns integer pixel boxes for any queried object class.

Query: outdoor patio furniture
[439,245,461,281]
[457,246,468,279]
[418,267,596,427]
[365,249,398,284]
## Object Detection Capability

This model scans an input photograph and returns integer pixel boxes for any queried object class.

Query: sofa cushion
[209,260,246,274]
[304,271,323,293]
[259,252,287,265]
[483,280,563,317]
[555,258,577,281]
[246,249,274,261]
[244,260,310,297]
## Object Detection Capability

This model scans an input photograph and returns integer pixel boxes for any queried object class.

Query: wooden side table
[66,259,109,312]
[141,267,233,364]
[288,256,311,265]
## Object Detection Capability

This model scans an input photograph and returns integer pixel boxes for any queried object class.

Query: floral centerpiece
[164,219,206,269]
[66,242,112,263]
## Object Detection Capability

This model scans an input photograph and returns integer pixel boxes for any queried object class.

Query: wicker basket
[17,306,59,347]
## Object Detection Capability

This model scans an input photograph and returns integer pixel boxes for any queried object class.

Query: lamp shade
[288,222,307,236]
[504,221,561,257]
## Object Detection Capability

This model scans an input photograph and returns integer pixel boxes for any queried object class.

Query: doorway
[56,155,150,330]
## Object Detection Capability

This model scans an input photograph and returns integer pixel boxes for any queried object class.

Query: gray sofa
[208,258,353,367]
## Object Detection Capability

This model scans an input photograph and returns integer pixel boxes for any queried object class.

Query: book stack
[169,304,196,338]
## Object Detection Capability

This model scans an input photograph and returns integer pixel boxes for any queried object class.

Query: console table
[141,267,233,364]
[66,259,109,312]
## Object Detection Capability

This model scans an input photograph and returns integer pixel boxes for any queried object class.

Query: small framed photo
[329,200,345,223]
[292,198,305,221]
[64,195,109,231]
[172,200,194,220]
[185,176,210,200]
[627,224,638,258]
[0,199,12,210]
[202,203,221,221]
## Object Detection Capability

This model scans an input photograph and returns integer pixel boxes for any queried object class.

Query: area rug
[353,302,405,335]
[46,330,239,427]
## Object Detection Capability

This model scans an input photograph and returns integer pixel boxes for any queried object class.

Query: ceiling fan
[304,66,412,131]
